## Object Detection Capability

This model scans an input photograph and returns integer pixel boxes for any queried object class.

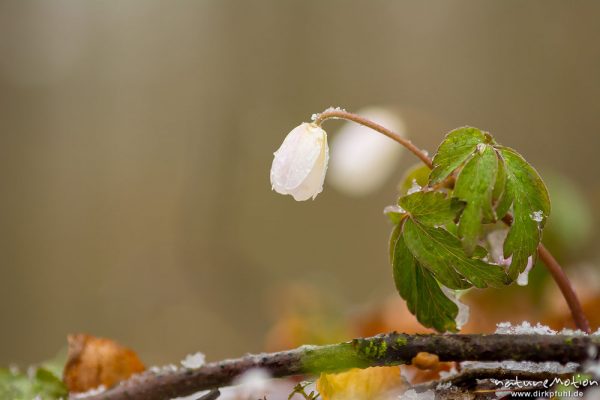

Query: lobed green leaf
[399,191,463,228]
[492,156,510,220]
[403,218,508,289]
[498,147,551,279]
[391,229,459,332]
[429,127,491,184]
[453,145,498,255]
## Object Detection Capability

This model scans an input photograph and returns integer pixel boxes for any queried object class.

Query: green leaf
[397,163,430,195]
[0,367,67,400]
[391,230,459,332]
[492,156,510,220]
[399,191,463,228]
[429,127,491,184]
[384,205,406,225]
[403,218,508,289]
[499,147,551,279]
[389,224,402,263]
[453,145,498,255]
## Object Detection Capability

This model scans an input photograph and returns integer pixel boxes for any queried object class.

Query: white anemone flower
[327,107,406,197]
[270,122,329,201]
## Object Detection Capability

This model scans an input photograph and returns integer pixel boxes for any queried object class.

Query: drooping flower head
[327,107,406,196]
[270,122,329,201]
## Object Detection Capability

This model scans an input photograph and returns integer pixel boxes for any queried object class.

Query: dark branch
[77,332,599,400]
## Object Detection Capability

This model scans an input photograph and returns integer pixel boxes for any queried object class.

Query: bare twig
[79,332,599,400]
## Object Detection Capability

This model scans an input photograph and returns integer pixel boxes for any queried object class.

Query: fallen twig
[78,332,599,400]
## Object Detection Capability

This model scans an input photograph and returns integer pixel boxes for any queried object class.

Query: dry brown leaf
[317,366,405,400]
[63,333,145,393]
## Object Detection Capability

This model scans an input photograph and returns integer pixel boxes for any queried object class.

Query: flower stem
[313,109,433,168]
[315,108,590,333]
[537,244,591,332]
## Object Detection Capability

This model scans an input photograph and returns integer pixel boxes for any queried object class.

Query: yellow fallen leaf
[317,366,404,400]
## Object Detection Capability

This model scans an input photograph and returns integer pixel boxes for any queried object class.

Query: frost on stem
[458,321,599,378]
[310,106,347,122]
[495,321,557,335]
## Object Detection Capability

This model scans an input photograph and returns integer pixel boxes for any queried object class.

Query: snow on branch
[78,331,600,400]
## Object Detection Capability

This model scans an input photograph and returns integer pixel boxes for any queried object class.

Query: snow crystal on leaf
[384,204,406,215]
[407,179,422,195]
[530,210,544,223]
[181,352,206,369]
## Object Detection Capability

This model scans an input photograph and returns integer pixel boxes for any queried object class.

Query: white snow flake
[181,352,206,369]
[530,210,544,223]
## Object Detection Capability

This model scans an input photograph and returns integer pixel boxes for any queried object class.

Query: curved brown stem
[315,108,589,332]
[538,244,591,332]
[313,109,433,168]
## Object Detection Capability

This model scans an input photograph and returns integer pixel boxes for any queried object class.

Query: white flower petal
[270,122,328,201]
[288,138,328,201]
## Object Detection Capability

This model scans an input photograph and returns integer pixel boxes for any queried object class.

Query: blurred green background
[1,0,599,367]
